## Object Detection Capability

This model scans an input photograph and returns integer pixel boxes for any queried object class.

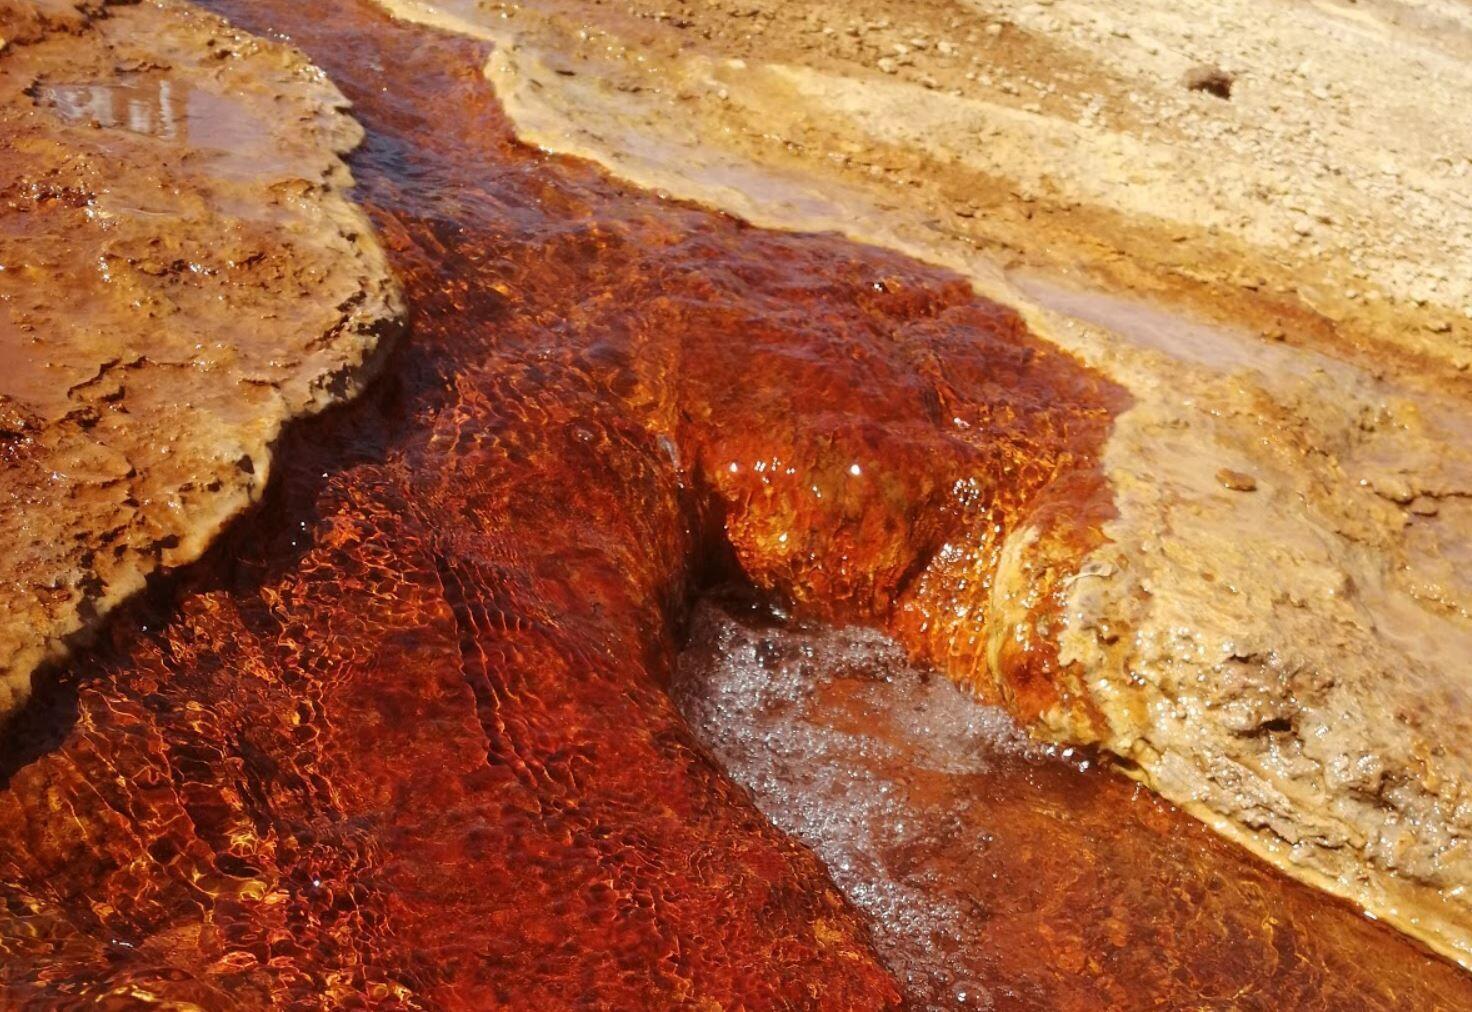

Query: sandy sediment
[0,0,402,720]
[373,0,1472,967]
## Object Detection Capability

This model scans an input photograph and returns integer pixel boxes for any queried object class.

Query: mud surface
[677,600,1472,1009]
[0,0,401,721]
[376,0,1472,963]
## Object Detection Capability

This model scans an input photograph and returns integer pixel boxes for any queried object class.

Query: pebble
[1217,468,1259,492]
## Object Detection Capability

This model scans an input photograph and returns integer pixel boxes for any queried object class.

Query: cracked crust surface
[0,0,402,717]
[372,0,1472,967]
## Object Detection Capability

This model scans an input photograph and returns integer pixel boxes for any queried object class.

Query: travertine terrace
[0,0,401,720]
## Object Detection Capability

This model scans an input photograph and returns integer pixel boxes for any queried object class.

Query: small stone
[1217,468,1258,492]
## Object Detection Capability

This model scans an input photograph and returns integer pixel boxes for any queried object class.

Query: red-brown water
[0,0,1467,1007]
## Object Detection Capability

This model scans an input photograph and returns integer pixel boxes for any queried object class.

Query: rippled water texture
[0,0,1466,1006]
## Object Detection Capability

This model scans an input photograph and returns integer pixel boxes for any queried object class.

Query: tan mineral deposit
[376,0,1472,969]
[0,0,402,717]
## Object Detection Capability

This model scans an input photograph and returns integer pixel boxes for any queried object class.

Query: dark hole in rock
[1186,65,1234,100]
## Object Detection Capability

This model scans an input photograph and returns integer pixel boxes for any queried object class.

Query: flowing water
[676,599,1472,1009]
[0,0,1466,1007]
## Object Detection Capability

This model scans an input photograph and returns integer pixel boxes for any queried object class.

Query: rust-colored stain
[0,0,1465,1006]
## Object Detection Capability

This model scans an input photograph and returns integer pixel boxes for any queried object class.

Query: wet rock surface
[384,0,1472,379]
[0,0,401,719]
[1,0,1468,1005]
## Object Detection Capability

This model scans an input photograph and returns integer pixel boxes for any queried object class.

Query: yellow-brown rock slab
[0,0,402,718]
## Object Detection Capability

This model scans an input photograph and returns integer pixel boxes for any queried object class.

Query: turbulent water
[0,0,1467,1007]
[676,600,1472,1009]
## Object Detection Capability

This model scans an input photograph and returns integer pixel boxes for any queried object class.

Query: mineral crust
[0,0,402,720]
